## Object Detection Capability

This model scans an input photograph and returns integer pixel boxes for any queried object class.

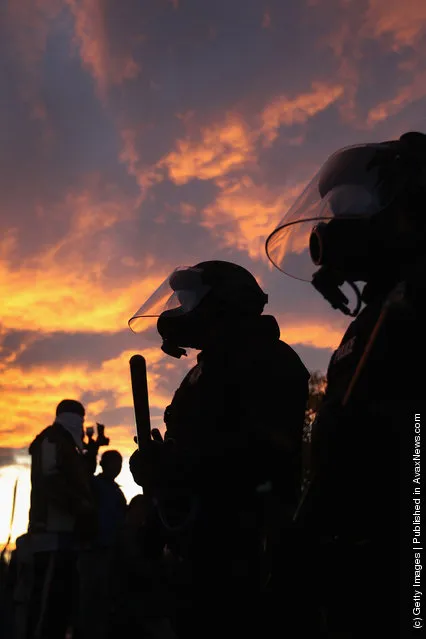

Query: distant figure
[93,451,127,548]
[77,450,127,639]
[83,423,110,476]
[22,399,95,639]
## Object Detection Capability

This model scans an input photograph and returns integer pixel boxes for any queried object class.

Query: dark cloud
[14,330,140,368]
[0,329,33,362]
[105,0,338,115]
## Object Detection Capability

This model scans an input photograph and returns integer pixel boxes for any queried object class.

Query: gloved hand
[130,431,197,500]
[129,437,169,491]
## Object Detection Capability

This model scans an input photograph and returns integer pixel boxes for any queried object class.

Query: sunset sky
[1,0,426,545]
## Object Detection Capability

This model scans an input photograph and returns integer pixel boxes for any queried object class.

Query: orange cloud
[66,0,140,100]
[0,345,191,451]
[367,70,426,126]
[0,315,340,462]
[363,0,426,50]
[159,115,256,185]
[277,316,346,351]
[201,176,307,260]
[260,82,344,145]
[323,0,426,127]
[0,262,158,334]
[163,84,343,182]
[0,185,166,333]
[122,83,343,194]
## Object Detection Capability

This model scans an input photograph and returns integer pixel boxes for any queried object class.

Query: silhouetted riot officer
[128,260,309,639]
[266,132,426,636]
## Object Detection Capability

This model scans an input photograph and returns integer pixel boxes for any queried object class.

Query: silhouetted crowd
[0,402,133,639]
[0,384,312,639]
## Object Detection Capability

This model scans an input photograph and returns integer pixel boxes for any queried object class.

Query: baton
[129,354,152,450]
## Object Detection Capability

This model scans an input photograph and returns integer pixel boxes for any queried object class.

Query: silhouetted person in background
[78,450,127,639]
[22,399,96,639]
[266,131,426,636]
[83,423,110,476]
[93,450,127,548]
[108,494,177,639]
[128,260,309,639]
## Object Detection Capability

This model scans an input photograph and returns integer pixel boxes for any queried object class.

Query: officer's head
[266,131,426,312]
[129,261,268,357]
[311,132,426,278]
[100,450,122,480]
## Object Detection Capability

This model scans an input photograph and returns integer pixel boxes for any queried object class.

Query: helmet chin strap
[312,267,362,317]
[161,339,187,359]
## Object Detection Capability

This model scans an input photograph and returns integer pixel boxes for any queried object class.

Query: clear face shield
[129,266,212,333]
[265,143,406,282]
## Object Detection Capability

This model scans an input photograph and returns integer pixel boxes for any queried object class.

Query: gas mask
[129,261,268,357]
[156,306,208,358]
[129,266,211,357]
[265,134,426,315]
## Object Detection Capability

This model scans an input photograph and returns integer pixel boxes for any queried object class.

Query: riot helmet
[129,260,268,357]
[265,132,426,314]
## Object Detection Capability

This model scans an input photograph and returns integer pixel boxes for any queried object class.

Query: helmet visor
[129,266,211,333]
[265,142,405,281]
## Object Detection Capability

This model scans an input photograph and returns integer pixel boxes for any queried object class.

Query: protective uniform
[266,132,426,636]
[129,260,310,639]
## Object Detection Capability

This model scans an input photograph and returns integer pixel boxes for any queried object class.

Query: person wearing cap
[265,132,426,635]
[23,399,96,639]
